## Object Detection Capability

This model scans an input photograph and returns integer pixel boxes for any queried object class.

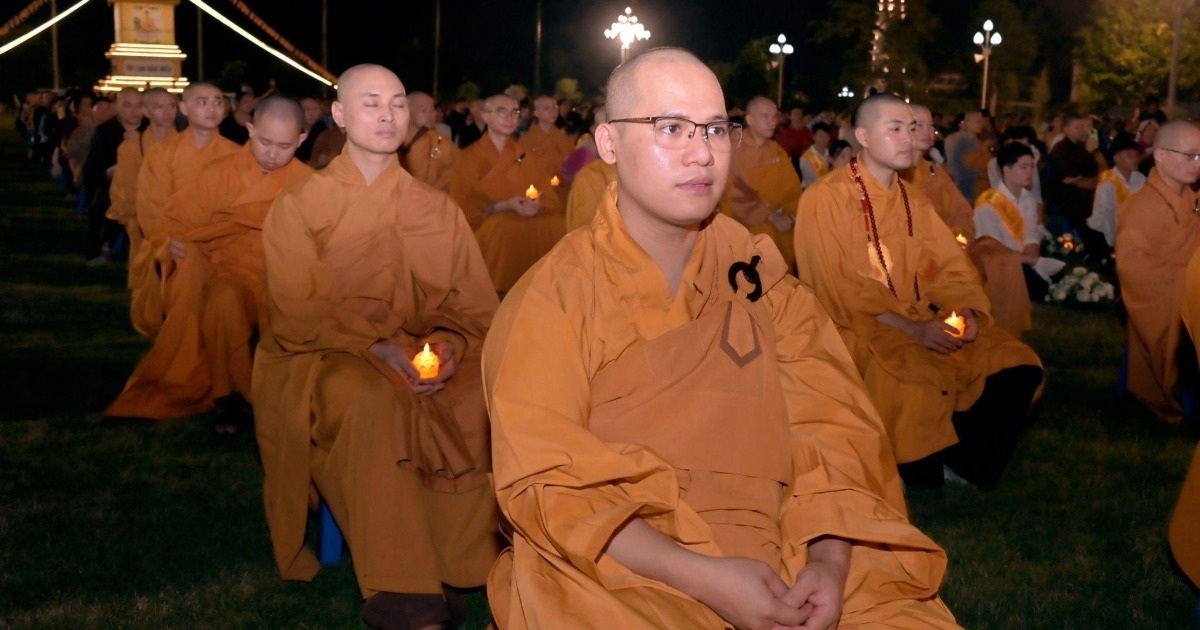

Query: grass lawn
[1,113,1197,629]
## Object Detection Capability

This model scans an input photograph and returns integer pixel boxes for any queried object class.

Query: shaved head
[745,95,779,140]
[605,47,710,120]
[182,81,220,100]
[337,64,403,102]
[854,93,910,130]
[1153,120,1200,189]
[332,64,409,155]
[1154,120,1200,149]
[746,96,775,113]
[253,96,305,133]
[408,91,436,128]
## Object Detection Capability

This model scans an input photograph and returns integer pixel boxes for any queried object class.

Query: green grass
[1,112,1197,628]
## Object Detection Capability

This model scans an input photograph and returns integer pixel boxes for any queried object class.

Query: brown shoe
[361,592,448,630]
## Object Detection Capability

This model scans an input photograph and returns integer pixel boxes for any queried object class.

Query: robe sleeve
[136,142,172,242]
[917,210,993,324]
[565,164,606,231]
[449,147,494,229]
[108,137,140,223]
[484,262,720,589]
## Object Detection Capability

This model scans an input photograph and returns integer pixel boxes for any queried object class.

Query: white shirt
[974,183,1041,253]
[799,147,829,188]
[1087,169,1146,247]
[987,147,1043,203]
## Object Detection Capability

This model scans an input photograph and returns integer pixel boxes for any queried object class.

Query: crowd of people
[7,47,1200,629]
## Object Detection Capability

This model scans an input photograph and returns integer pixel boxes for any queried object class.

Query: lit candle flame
[550,176,560,187]
[525,185,541,200]
[412,343,440,379]
[943,311,966,338]
[955,233,968,247]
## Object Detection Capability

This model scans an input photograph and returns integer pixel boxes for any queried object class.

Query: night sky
[0,0,1016,104]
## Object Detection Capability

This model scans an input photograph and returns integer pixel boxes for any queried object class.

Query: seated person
[1085,135,1146,259]
[485,48,961,630]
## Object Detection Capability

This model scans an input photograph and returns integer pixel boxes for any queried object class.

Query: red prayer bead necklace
[849,156,920,301]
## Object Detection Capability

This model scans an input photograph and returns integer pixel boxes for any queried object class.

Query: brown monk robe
[104,99,312,423]
[399,92,459,191]
[130,82,238,337]
[723,96,801,271]
[486,48,959,630]
[520,95,574,180]
[902,104,975,241]
[796,94,1042,491]
[450,94,565,292]
[564,158,617,231]
[1172,249,1200,587]
[253,65,499,630]
[107,87,177,321]
[1116,121,1200,424]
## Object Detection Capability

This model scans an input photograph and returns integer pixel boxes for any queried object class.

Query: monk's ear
[854,127,869,151]
[296,131,308,147]
[595,123,618,165]
[331,101,346,129]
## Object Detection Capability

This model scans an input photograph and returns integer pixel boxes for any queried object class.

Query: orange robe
[131,128,239,336]
[723,131,802,270]
[108,127,177,299]
[969,188,1033,336]
[1172,250,1200,587]
[1115,169,1200,422]
[104,146,311,420]
[902,156,975,241]
[965,142,993,202]
[309,125,346,170]
[253,152,500,597]
[564,159,617,231]
[450,136,565,292]
[795,165,1041,464]
[400,126,459,191]
[484,185,959,629]
[518,123,574,180]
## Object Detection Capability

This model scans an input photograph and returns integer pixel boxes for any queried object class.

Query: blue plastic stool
[317,499,345,565]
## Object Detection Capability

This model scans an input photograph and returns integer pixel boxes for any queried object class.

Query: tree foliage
[810,0,940,98]
[1076,0,1200,107]
[713,36,774,108]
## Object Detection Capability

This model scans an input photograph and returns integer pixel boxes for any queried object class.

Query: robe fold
[902,156,976,241]
[1115,169,1200,422]
[565,159,617,232]
[254,151,500,596]
[107,127,177,299]
[104,145,312,419]
[795,165,1041,463]
[450,137,565,292]
[518,124,574,180]
[400,127,459,191]
[1172,250,1200,586]
[484,185,959,629]
[131,128,239,336]
[724,132,802,270]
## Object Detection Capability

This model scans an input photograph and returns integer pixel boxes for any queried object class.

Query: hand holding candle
[525,185,541,201]
[412,343,440,379]
[955,233,968,248]
[943,311,966,338]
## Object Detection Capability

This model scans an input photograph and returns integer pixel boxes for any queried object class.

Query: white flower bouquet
[1045,266,1116,305]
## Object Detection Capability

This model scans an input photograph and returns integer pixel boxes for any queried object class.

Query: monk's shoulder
[401,176,465,221]
[508,227,597,308]
[799,168,856,215]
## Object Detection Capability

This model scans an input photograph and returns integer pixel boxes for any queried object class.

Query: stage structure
[95,0,190,93]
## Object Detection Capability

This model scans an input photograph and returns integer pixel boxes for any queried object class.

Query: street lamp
[604,6,650,64]
[768,34,794,106]
[838,86,855,99]
[972,19,1001,110]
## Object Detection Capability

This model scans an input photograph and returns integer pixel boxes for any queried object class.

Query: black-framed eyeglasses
[485,107,522,119]
[608,116,744,152]
[1161,147,1200,163]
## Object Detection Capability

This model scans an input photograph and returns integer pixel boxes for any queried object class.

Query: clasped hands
[494,195,542,218]
[368,340,457,396]
[911,308,978,354]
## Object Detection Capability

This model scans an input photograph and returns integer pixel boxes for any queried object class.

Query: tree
[554,77,581,103]
[715,36,773,108]
[1076,0,1200,108]
[811,0,941,98]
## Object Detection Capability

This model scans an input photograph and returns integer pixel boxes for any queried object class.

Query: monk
[795,93,1043,490]
[253,65,499,630]
[399,91,459,191]
[485,47,960,630]
[724,95,801,271]
[971,142,1064,336]
[130,82,238,337]
[1115,120,1200,424]
[902,104,975,241]
[564,104,617,231]
[103,98,311,424]
[108,87,178,323]
[1171,249,1200,588]
[450,94,565,292]
[520,95,574,180]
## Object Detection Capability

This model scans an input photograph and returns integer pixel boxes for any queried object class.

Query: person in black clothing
[293,96,327,162]
[1048,113,1100,230]
[81,88,145,263]
[218,91,253,145]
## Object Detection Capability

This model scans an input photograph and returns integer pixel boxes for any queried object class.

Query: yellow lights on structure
[604,6,650,64]
[186,0,333,87]
[0,0,92,57]
[96,75,191,93]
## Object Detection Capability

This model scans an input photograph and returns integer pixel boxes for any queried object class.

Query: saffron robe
[1171,250,1200,586]
[484,186,959,629]
[400,126,459,192]
[107,127,177,302]
[518,123,574,180]
[971,185,1041,337]
[131,128,239,336]
[253,151,500,597]
[565,159,617,232]
[724,132,802,271]
[1115,169,1200,422]
[795,165,1041,463]
[450,136,565,292]
[902,155,976,242]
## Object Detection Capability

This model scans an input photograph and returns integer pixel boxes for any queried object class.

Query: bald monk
[450,94,565,292]
[902,104,975,241]
[485,47,960,630]
[520,95,574,180]
[108,87,178,320]
[130,82,238,336]
[724,95,801,271]
[796,94,1043,490]
[253,65,499,630]
[399,91,459,191]
[103,98,312,423]
[1116,120,1200,424]
[1171,250,1200,587]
